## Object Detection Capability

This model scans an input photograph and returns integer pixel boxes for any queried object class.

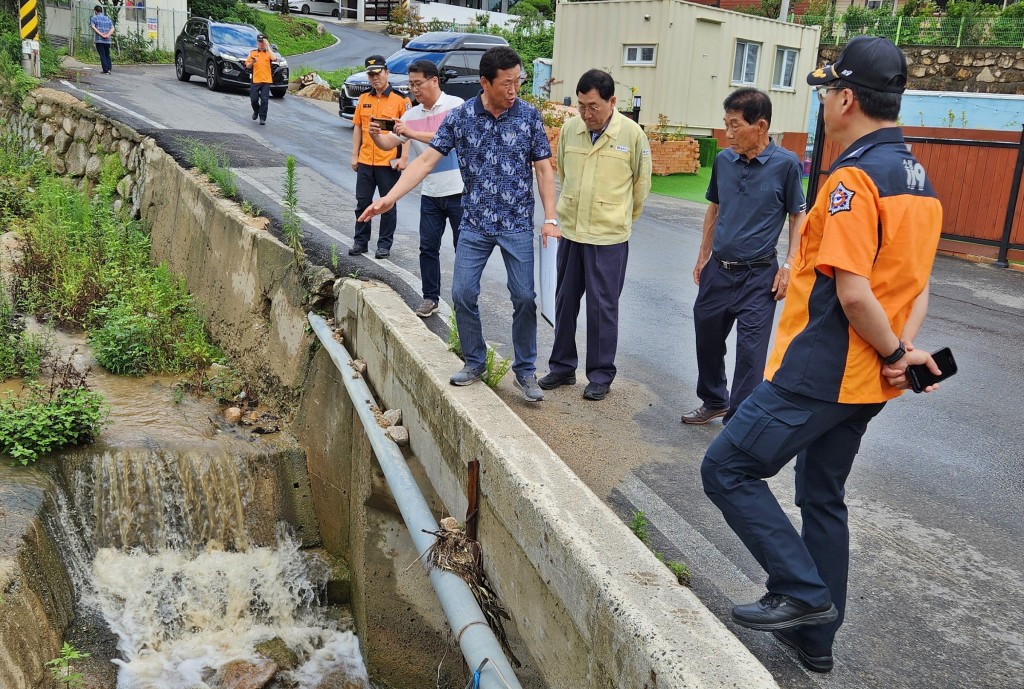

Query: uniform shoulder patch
[828,181,856,216]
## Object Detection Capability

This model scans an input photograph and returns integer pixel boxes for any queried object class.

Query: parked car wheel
[175,53,190,82]
[271,88,287,98]
[331,8,339,16]
[301,5,310,13]
[206,60,220,91]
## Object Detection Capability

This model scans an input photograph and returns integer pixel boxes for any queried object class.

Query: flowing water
[26,331,370,689]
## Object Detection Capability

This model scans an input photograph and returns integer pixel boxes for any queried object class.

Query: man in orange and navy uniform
[350,54,409,259]
[700,36,944,673]
[244,34,278,125]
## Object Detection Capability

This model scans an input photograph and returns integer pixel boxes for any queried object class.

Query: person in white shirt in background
[370,60,465,318]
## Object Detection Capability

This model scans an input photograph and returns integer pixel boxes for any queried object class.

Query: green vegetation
[482,345,512,388]
[282,155,303,265]
[329,243,339,273]
[181,138,237,198]
[6,137,222,379]
[259,13,335,56]
[45,643,92,689]
[446,310,462,358]
[0,360,109,465]
[628,511,692,587]
[0,291,51,382]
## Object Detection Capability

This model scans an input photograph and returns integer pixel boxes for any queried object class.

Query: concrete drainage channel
[0,90,781,688]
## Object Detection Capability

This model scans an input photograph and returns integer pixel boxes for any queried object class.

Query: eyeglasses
[816,86,845,104]
[576,102,606,114]
[407,78,434,89]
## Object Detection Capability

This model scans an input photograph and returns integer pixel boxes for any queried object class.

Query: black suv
[174,19,290,97]
[339,32,509,120]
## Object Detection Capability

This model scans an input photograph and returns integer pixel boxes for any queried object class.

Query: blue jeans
[451,229,536,377]
[420,193,463,302]
[250,82,270,122]
[95,42,112,73]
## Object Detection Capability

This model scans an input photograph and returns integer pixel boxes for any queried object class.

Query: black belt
[713,252,776,270]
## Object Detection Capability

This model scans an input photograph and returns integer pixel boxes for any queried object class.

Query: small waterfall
[47,444,369,689]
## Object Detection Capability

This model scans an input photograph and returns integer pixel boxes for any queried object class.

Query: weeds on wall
[0,289,52,382]
[45,642,92,689]
[444,313,513,388]
[628,511,692,587]
[282,155,303,266]
[180,138,237,198]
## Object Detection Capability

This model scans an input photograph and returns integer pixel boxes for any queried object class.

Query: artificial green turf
[649,167,712,205]
[650,167,811,204]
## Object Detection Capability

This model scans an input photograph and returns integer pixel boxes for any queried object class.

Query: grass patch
[482,345,512,388]
[260,14,335,56]
[0,289,52,382]
[649,168,712,205]
[292,65,361,89]
[180,138,237,198]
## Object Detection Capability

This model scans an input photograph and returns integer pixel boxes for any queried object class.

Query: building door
[690,19,723,130]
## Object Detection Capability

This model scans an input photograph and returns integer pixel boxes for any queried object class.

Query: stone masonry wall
[820,45,1024,94]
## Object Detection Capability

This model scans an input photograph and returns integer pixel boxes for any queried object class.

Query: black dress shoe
[348,245,367,256]
[681,405,728,424]
[773,630,834,673]
[583,382,609,400]
[374,248,390,259]
[731,593,837,631]
[538,371,576,390]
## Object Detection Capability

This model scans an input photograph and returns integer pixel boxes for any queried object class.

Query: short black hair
[723,87,772,127]
[480,46,522,83]
[408,60,439,81]
[576,69,615,101]
[835,80,902,121]
[94,4,103,11]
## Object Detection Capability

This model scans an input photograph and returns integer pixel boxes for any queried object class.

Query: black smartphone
[371,117,395,131]
[907,347,957,393]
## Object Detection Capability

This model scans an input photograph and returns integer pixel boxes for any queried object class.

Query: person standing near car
[244,34,278,126]
[357,46,557,403]
[90,5,114,75]
[682,88,806,426]
[537,69,651,402]
[368,60,464,318]
[351,54,409,259]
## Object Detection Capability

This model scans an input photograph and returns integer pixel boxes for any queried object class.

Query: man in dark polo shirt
[682,88,806,425]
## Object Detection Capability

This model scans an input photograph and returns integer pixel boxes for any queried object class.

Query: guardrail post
[994,124,1024,268]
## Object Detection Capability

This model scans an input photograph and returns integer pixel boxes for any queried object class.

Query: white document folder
[538,235,558,328]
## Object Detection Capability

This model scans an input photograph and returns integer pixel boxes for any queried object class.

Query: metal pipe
[307,313,523,689]
[995,124,1024,268]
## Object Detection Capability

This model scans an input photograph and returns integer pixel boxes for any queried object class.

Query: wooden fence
[808,123,1024,266]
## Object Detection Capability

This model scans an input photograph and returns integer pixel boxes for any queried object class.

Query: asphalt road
[53,25,1024,689]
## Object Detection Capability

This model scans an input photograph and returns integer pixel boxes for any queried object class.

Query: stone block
[977,66,996,83]
[937,54,950,64]
[53,129,71,154]
[76,118,95,143]
[66,141,89,176]
[62,116,73,135]
[85,155,103,180]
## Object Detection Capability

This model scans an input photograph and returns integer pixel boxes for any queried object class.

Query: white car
[273,0,340,16]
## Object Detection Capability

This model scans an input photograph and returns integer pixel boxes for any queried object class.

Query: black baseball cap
[256,33,266,40]
[364,55,387,73]
[807,36,907,93]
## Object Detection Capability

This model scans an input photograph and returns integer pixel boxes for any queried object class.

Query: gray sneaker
[514,374,545,402]
[450,364,486,386]
[414,299,438,318]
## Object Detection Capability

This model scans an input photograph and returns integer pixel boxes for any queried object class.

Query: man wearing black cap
[244,34,279,125]
[350,54,410,259]
[700,36,944,673]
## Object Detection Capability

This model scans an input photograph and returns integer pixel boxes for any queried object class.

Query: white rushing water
[47,442,371,689]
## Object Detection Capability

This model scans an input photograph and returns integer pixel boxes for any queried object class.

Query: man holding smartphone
[700,36,944,674]
[244,35,278,126]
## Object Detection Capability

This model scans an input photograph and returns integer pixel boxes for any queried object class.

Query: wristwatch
[543,218,558,226]
[882,342,906,365]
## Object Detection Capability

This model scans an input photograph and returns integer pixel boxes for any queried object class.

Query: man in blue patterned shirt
[90,5,114,75]
[359,46,558,402]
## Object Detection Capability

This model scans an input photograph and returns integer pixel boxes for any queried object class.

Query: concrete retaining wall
[2,89,780,689]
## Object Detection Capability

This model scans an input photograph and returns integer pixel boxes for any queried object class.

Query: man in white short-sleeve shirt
[371,59,464,318]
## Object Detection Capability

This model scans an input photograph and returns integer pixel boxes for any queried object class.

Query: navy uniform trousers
[547,237,629,386]
[693,258,778,420]
[701,381,884,651]
[354,163,401,252]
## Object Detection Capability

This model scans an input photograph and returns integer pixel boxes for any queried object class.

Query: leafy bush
[0,290,51,381]
[992,0,1024,45]
[0,365,109,465]
[0,52,39,107]
[188,0,238,22]
[223,2,268,34]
